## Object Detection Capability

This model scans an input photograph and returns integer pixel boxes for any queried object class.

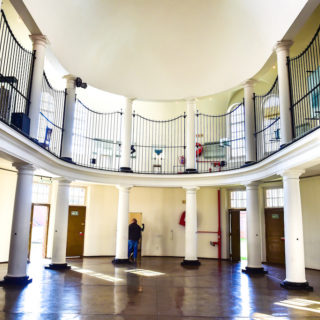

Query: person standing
[128,218,144,262]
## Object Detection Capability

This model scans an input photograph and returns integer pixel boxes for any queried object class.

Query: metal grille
[289,25,320,139]
[196,103,245,173]
[0,10,34,125]
[254,77,280,161]
[72,99,122,170]
[131,113,185,174]
[37,72,65,156]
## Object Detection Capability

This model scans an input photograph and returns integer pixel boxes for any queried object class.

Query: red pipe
[217,189,222,260]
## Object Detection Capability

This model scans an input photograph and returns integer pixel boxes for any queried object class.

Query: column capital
[29,34,49,47]
[116,185,133,192]
[242,78,256,89]
[55,178,72,185]
[125,97,135,104]
[274,40,293,54]
[280,169,305,179]
[12,162,34,174]
[63,74,76,89]
[183,186,199,192]
[243,181,259,188]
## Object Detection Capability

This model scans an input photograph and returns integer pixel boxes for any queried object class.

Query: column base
[119,167,133,173]
[181,259,201,266]
[60,157,74,163]
[280,280,313,291]
[242,267,268,274]
[0,275,32,286]
[45,263,71,270]
[112,258,131,265]
[241,161,256,168]
[184,168,198,174]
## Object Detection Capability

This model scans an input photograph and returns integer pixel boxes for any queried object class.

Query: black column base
[280,280,313,291]
[241,161,256,168]
[181,259,201,266]
[0,275,32,286]
[112,258,130,265]
[184,168,198,174]
[45,263,71,270]
[119,167,133,173]
[242,267,268,274]
[60,157,74,163]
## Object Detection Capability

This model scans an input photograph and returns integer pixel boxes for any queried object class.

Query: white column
[46,179,71,269]
[281,170,312,290]
[113,185,132,263]
[119,98,134,172]
[182,186,200,266]
[60,75,76,162]
[243,79,256,164]
[185,99,197,173]
[28,35,49,140]
[3,163,34,285]
[274,40,293,146]
[243,182,266,274]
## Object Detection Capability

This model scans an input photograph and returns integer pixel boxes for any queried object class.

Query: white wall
[301,176,320,270]
[0,170,16,262]
[83,185,228,259]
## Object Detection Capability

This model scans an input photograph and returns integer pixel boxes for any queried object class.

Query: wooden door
[28,204,50,259]
[265,208,285,264]
[229,209,241,262]
[66,206,86,257]
[129,212,143,253]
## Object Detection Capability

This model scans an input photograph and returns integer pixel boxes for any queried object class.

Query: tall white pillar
[274,40,293,146]
[280,170,312,290]
[1,163,34,286]
[242,182,266,274]
[182,186,200,266]
[119,98,134,172]
[60,75,76,162]
[113,185,132,264]
[185,99,197,173]
[46,179,71,270]
[243,79,256,165]
[28,35,49,140]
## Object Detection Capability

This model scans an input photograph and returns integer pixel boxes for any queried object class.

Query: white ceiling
[23,0,309,100]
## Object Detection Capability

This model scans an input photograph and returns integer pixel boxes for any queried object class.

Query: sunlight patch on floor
[71,266,124,283]
[125,268,165,277]
[275,298,320,314]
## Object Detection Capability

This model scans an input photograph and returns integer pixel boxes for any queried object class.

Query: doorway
[28,204,50,261]
[129,212,143,258]
[66,206,86,257]
[229,209,247,262]
[265,208,285,264]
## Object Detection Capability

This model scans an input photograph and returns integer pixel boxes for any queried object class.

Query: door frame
[28,203,51,259]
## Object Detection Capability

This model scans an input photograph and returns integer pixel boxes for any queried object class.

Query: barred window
[69,187,86,205]
[32,183,50,204]
[265,188,283,208]
[230,190,246,208]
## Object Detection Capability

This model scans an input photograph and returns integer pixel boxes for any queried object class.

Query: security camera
[75,77,87,89]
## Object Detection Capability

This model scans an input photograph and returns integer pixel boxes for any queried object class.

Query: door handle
[280,237,285,241]
[80,232,84,236]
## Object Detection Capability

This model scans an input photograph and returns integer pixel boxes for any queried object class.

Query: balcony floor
[1,257,320,319]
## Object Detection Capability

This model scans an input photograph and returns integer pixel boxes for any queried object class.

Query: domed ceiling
[23,0,309,100]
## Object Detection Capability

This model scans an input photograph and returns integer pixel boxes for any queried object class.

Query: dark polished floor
[1,257,320,319]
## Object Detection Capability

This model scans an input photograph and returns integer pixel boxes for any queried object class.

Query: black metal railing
[131,113,185,174]
[72,99,122,170]
[254,77,281,161]
[289,25,320,139]
[196,103,245,172]
[37,73,65,156]
[0,10,34,126]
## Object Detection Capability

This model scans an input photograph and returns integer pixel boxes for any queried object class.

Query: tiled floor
[1,257,320,319]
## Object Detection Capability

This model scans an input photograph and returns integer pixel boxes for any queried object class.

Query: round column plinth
[280,280,313,291]
[181,259,201,267]
[119,167,133,173]
[45,263,71,270]
[0,275,32,286]
[112,258,130,265]
[242,267,268,274]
